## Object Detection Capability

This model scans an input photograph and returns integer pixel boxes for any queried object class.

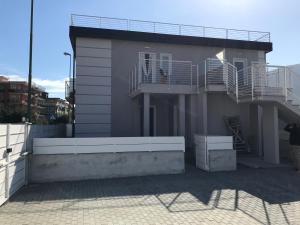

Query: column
[178,94,185,136]
[249,104,263,156]
[143,93,150,136]
[262,104,279,164]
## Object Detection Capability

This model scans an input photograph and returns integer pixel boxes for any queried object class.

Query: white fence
[0,124,65,206]
[33,137,185,155]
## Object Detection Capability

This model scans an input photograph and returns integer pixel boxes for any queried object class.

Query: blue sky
[0,0,300,98]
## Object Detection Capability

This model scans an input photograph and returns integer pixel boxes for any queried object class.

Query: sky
[0,0,300,98]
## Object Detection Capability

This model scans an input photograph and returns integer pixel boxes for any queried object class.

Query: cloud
[3,74,67,98]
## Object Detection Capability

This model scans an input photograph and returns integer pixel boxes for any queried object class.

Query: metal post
[153,22,156,33]
[179,25,181,35]
[236,70,239,102]
[248,31,250,41]
[27,0,34,122]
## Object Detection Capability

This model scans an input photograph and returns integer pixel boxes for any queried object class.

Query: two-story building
[69,15,300,165]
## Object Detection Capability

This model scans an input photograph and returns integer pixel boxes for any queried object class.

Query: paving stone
[0,166,300,225]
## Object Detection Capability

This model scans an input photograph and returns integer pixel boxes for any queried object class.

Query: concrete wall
[207,93,250,137]
[75,38,112,137]
[30,151,184,182]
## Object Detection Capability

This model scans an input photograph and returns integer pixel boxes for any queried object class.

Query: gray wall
[30,151,185,182]
[75,38,112,137]
[207,93,250,138]
[74,37,263,138]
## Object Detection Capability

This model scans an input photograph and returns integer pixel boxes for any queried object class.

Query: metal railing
[204,60,300,107]
[71,14,271,42]
[129,59,199,93]
[205,58,238,98]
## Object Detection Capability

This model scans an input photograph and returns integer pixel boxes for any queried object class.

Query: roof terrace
[71,14,271,43]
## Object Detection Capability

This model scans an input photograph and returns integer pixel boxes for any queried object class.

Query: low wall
[194,135,236,172]
[31,137,185,182]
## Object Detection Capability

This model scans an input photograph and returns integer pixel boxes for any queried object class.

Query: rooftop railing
[71,14,271,43]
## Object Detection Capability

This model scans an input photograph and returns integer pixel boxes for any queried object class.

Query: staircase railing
[205,58,239,100]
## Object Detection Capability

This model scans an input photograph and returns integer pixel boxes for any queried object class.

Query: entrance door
[233,58,247,85]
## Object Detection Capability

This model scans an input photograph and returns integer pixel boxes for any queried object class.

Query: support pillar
[262,104,279,164]
[143,93,150,136]
[249,104,263,156]
[178,94,185,136]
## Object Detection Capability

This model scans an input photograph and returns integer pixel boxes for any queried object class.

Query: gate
[0,124,28,206]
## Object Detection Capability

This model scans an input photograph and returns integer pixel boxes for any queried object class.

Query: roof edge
[69,26,273,53]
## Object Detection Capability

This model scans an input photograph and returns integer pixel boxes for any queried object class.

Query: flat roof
[70,26,272,53]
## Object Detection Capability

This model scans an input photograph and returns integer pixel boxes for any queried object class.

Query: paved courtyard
[0,166,300,225]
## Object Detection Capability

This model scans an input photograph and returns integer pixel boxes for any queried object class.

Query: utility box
[194,135,236,172]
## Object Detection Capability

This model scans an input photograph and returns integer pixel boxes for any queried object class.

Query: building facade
[69,15,300,164]
[0,76,48,122]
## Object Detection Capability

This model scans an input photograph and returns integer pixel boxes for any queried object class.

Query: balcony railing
[129,59,199,94]
[71,14,271,42]
[205,59,298,103]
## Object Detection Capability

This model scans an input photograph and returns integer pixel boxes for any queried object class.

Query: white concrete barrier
[31,137,185,182]
[194,135,236,172]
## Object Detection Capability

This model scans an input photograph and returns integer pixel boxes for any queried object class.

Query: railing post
[99,17,102,28]
[203,27,205,37]
[127,19,129,30]
[226,29,228,39]
[235,69,239,102]
[179,25,181,35]
[153,22,156,33]
[248,31,250,41]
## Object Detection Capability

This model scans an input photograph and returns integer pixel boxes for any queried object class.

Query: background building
[0,75,69,123]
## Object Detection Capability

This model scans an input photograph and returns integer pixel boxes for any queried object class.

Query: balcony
[71,14,271,43]
[129,59,199,96]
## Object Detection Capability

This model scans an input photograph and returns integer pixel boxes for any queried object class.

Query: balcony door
[139,52,157,83]
[233,58,247,85]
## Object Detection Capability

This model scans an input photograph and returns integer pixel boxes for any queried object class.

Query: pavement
[0,165,300,225]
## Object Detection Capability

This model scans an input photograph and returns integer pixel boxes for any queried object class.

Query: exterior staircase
[224,116,248,152]
[206,58,300,152]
